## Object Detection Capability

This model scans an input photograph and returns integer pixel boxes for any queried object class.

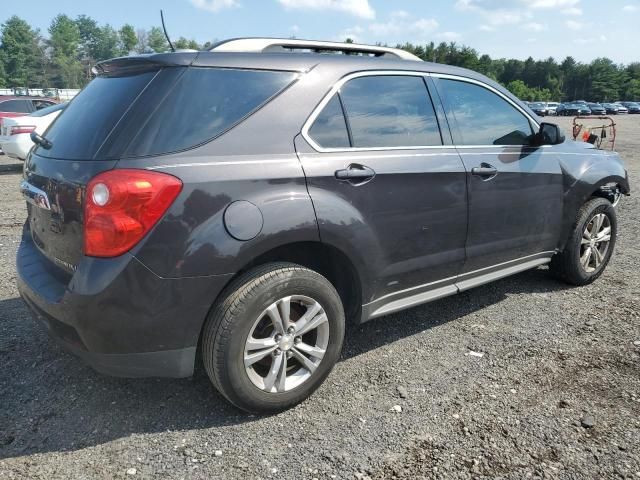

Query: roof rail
[209,38,422,62]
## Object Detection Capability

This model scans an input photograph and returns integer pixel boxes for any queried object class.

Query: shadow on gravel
[0,268,572,459]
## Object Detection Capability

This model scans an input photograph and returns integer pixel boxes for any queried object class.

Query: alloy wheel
[580,213,612,273]
[243,295,329,393]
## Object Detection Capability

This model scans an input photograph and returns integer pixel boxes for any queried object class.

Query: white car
[0,103,65,161]
[545,102,560,115]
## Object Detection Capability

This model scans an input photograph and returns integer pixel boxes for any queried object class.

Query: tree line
[1,14,638,102]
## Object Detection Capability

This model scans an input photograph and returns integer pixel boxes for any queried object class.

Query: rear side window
[122,68,296,158]
[339,75,442,148]
[37,72,156,159]
[0,100,32,113]
[437,79,533,146]
[308,95,350,149]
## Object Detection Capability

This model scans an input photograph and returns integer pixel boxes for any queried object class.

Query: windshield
[29,102,66,117]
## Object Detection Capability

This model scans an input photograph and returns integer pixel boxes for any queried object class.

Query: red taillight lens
[10,125,36,135]
[84,169,182,257]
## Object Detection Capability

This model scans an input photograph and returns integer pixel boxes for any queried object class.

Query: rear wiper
[30,132,53,150]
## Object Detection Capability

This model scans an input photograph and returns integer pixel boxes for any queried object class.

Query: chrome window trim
[300,70,540,153]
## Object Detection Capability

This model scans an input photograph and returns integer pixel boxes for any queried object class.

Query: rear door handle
[471,163,498,179]
[335,164,376,184]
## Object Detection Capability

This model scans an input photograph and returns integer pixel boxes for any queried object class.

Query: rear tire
[202,262,345,413]
[550,197,617,286]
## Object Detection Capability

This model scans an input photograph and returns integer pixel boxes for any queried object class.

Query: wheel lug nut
[275,334,282,341]
[286,351,293,358]
[273,349,281,356]
[294,336,301,344]
[287,326,295,334]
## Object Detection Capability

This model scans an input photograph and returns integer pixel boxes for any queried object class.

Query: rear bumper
[0,136,29,160]
[17,226,233,377]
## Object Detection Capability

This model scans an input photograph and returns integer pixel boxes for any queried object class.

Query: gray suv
[17,39,630,413]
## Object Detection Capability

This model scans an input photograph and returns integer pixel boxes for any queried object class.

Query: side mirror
[534,122,565,146]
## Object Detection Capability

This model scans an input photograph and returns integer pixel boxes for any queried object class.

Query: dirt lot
[1,115,639,480]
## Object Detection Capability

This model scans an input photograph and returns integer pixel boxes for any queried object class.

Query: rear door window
[0,99,32,113]
[339,75,442,148]
[308,95,350,149]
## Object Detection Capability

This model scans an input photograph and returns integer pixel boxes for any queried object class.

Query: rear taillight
[84,169,182,257]
[10,125,36,135]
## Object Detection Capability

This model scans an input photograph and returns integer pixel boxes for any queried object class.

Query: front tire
[550,197,617,285]
[202,262,345,413]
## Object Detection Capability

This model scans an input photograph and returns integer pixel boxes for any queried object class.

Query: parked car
[587,103,606,115]
[17,38,630,413]
[620,101,640,114]
[529,102,548,116]
[602,103,620,114]
[0,103,66,161]
[614,103,629,114]
[0,96,58,120]
[545,102,560,115]
[557,103,591,116]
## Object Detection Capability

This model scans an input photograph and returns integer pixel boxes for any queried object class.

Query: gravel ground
[1,116,639,480]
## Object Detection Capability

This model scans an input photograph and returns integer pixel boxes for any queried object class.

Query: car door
[295,72,468,318]
[433,75,563,279]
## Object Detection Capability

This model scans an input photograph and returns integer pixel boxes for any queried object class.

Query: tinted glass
[308,95,350,148]
[37,71,156,159]
[122,68,296,158]
[339,76,441,148]
[29,102,66,117]
[439,79,533,146]
[33,100,56,110]
[0,100,31,113]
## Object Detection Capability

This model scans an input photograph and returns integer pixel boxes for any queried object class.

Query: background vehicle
[586,103,606,115]
[0,103,66,161]
[545,102,560,115]
[0,96,58,120]
[529,102,548,116]
[620,101,640,113]
[602,103,621,114]
[557,103,591,116]
[16,38,630,413]
[614,103,629,114]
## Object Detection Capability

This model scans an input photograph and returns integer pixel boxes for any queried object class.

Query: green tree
[0,16,43,87]
[147,26,168,53]
[119,24,137,54]
[49,14,82,88]
[174,37,200,50]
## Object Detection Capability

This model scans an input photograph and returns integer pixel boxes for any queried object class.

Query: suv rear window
[36,67,296,160]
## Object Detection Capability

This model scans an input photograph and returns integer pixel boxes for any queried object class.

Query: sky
[2,0,639,64]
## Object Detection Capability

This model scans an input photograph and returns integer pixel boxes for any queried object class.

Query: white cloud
[436,31,462,41]
[479,24,495,31]
[528,0,579,8]
[369,10,438,37]
[524,22,546,31]
[562,6,583,15]
[565,19,584,30]
[623,4,638,11]
[289,24,300,33]
[277,0,375,19]
[190,0,239,12]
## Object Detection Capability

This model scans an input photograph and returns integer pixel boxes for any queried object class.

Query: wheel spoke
[263,352,284,392]
[295,342,326,359]
[246,336,277,351]
[593,214,604,235]
[596,226,611,243]
[266,303,286,334]
[580,247,592,269]
[295,312,328,337]
[278,296,292,332]
[592,246,603,267]
[292,348,317,374]
[244,345,278,367]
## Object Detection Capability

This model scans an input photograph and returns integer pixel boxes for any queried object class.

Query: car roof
[0,95,56,101]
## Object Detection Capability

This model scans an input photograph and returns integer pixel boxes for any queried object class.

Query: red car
[0,96,59,120]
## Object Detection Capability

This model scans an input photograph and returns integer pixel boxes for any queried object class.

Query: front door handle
[471,163,498,179]
[335,164,376,184]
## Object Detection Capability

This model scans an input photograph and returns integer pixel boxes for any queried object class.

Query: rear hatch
[22,52,298,274]
[22,57,180,274]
